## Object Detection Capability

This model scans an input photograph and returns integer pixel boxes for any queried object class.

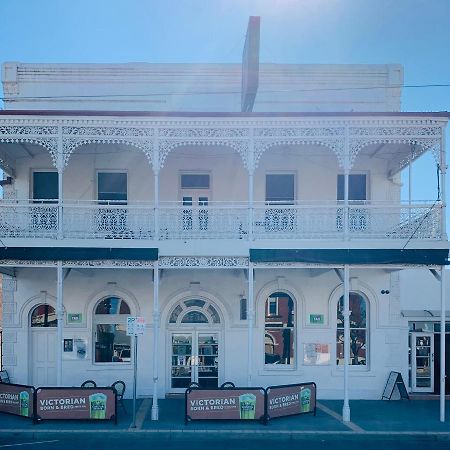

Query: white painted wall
[8,265,410,399]
[2,62,403,112]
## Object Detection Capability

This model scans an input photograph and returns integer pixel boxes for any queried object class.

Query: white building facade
[0,63,448,416]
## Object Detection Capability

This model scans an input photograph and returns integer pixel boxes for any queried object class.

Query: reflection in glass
[336,293,367,365]
[264,292,295,366]
[95,297,130,315]
[31,304,57,327]
[95,324,131,363]
[181,311,208,324]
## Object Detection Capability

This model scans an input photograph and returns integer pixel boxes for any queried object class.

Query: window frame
[337,172,369,202]
[30,169,59,203]
[263,292,296,370]
[93,296,132,365]
[335,292,369,369]
[265,172,296,205]
[96,170,128,204]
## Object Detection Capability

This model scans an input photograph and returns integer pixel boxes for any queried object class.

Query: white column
[57,126,64,239]
[440,267,446,422]
[342,264,351,422]
[440,128,447,239]
[56,261,64,386]
[247,262,254,386]
[154,171,159,240]
[248,171,254,241]
[344,169,349,240]
[151,261,160,420]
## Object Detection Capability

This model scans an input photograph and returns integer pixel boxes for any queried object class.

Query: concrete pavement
[1,398,450,438]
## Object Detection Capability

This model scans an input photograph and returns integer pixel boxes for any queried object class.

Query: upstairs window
[98,172,127,204]
[32,171,58,202]
[337,174,367,201]
[180,174,210,190]
[265,174,295,205]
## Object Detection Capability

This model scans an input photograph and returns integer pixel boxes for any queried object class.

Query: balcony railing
[0,200,443,241]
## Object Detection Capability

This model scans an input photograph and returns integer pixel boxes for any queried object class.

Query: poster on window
[0,383,34,418]
[303,343,330,365]
[63,337,88,360]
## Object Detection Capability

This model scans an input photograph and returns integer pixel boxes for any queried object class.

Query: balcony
[0,199,443,243]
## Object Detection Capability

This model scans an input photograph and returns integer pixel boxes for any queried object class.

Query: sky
[0,0,449,201]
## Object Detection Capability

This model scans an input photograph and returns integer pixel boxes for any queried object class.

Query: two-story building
[0,61,448,421]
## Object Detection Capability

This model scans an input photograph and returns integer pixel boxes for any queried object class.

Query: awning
[401,310,450,318]
[250,248,449,266]
[0,247,158,261]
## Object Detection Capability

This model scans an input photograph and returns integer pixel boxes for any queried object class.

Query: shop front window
[264,292,295,366]
[336,293,368,366]
[94,297,131,363]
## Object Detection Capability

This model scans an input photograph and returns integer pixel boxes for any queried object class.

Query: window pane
[265,174,295,203]
[240,298,247,320]
[184,299,205,308]
[337,294,366,328]
[181,311,208,324]
[31,304,57,327]
[181,174,210,189]
[169,305,183,323]
[208,305,220,324]
[95,297,130,315]
[98,173,127,202]
[33,172,58,201]
[265,293,295,366]
[337,174,367,201]
[95,324,131,363]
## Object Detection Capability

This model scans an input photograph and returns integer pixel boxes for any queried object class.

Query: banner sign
[35,387,116,422]
[186,387,265,422]
[0,383,34,418]
[266,383,316,421]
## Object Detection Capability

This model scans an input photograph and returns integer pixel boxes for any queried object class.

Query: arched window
[168,299,220,325]
[264,292,295,366]
[336,293,368,366]
[94,296,131,363]
[31,304,57,327]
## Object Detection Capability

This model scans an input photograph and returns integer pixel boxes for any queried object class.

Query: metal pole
[56,261,63,386]
[440,128,447,239]
[248,171,254,241]
[131,335,138,428]
[151,262,160,420]
[154,171,159,240]
[440,267,446,422]
[247,262,254,386]
[342,264,351,422]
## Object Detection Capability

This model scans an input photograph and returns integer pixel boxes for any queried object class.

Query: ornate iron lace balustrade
[0,200,442,241]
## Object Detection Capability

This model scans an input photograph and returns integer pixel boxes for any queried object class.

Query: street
[2,434,450,450]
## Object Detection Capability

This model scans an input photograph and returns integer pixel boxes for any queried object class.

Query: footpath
[1,398,450,440]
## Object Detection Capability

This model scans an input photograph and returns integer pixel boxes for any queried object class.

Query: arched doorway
[30,304,57,386]
[167,299,222,393]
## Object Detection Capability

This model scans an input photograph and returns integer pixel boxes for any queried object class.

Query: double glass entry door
[411,332,434,392]
[171,333,219,390]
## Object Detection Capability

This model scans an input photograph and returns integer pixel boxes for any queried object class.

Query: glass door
[181,191,209,232]
[170,332,219,391]
[411,332,434,392]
